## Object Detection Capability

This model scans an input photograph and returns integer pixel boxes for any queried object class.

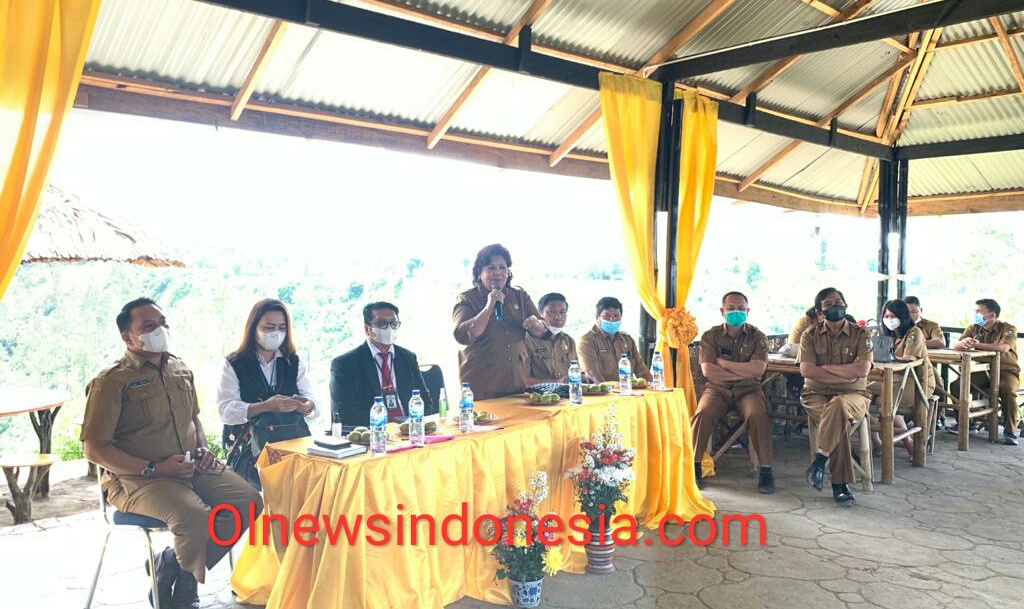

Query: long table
[231,390,713,609]
[927,348,1000,450]
[765,355,926,485]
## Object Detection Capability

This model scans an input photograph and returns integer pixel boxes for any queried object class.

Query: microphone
[492,283,503,321]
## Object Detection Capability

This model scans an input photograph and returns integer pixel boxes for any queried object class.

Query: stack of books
[306,435,367,459]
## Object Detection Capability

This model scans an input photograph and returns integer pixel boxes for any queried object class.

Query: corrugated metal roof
[686,63,773,98]
[87,0,273,92]
[916,40,1017,100]
[449,69,574,141]
[910,149,1024,197]
[522,88,600,146]
[716,123,794,178]
[900,94,1024,146]
[758,40,900,119]
[349,0,533,36]
[531,0,709,69]
[941,13,996,43]
[675,0,827,57]
[761,143,865,200]
[838,85,888,133]
[255,24,479,125]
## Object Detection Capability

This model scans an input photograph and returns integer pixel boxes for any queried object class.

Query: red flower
[857,320,867,327]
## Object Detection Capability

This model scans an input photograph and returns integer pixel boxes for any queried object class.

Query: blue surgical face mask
[724,310,747,327]
[974,312,986,326]
[600,320,621,334]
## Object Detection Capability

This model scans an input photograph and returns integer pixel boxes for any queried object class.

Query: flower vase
[509,579,543,608]
[585,525,616,574]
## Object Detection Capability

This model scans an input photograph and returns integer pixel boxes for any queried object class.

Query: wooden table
[0,387,67,498]
[766,354,926,485]
[928,348,1000,450]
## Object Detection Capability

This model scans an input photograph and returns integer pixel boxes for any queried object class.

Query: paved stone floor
[2,428,1022,608]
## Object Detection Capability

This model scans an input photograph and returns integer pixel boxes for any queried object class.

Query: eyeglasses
[369,320,402,329]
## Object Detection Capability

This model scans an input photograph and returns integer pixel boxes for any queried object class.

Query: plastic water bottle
[459,382,475,433]
[370,396,388,456]
[618,354,632,396]
[651,351,665,391]
[568,360,583,405]
[409,390,425,447]
[438,387,448,420]
[330,409,343,438]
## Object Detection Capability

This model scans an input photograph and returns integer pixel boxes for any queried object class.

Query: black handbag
[224,412,310,490]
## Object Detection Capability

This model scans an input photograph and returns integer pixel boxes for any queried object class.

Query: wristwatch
[142,460,157,479]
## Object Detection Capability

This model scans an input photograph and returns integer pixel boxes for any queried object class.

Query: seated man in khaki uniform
[525,293,587,384]
[903,296,946,349]
[798,288,873,507]
[578,297,653,383]
[951,298,1021,445]
[82,298,263,608]
[691,291,774,494]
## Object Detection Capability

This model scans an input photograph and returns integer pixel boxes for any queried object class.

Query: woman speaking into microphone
[452,244,550,399]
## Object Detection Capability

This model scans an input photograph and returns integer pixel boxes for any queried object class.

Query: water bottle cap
[373,396,383,402]
[412,389,420,395]
[621,353,629,358]
[461,382,470,388]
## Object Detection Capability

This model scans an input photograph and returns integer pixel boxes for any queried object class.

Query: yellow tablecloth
[231,390,714,608]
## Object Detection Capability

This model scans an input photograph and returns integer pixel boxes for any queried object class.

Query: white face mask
[372,327,397,346]
[549,325,564,336]
[138,326,170,353]
[257,330,286,351]
[882,318,901,331]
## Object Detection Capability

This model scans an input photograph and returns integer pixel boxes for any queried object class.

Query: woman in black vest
[217,298,317,488]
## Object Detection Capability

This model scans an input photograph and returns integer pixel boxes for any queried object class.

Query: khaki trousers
[951,371,1021,433]
[692,386,772,465]
[801,391,870,485]
[107,469,263,583]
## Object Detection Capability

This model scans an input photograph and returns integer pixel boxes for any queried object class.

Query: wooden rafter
[912,88,1023,109]
[547,0,738,166]
[426,0,555,149]
[797,0,911,53]
[737,50,914,191]
[231,20,287,121]
[887,28,943,142]
[936,25,1024,50]
[856,158,879,215]
[990,16,1024,92]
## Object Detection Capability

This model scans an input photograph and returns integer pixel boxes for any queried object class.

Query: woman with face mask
[868,300,935,458]
[452,243,549,399]
[218,299,317,488]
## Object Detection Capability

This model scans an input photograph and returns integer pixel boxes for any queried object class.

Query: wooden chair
[1,453,59,524]
[806,415,873,492]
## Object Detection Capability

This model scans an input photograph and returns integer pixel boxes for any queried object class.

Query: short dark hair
[363,301,400,324]
[538,293,567,311]
[903,296,921,307]
[596,296,623,315]
[116,298,158,333]
[471,244,512,286]
[813,287,847,313]
[722,291,748,305]
[881,299,915,338]
[976,298,1000,317]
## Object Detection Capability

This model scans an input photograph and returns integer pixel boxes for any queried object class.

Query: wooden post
[959,354,972,451]
[880,367,894,484]
[989,353,1001,443]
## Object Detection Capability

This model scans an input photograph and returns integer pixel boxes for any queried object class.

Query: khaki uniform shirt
[698,324,769,391]
[916,318,943,343]
[789,315,818,344]
[961,320,1019,374]
[525,332,578,381]
[798,321,874,394]
[453,285,541,399]
[80,351,200,492]
[894,326,935,403]
[578,325,651,382]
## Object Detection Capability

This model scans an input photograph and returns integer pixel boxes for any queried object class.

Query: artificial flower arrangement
[565,405,636,524]
[665,306,698,349]
[491,471,564,585]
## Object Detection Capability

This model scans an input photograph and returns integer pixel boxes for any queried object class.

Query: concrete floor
[2,428,1022,609]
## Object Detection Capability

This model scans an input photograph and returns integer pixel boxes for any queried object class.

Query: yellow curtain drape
[0,0,101,299]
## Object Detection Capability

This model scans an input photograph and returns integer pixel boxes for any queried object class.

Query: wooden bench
[1,453,60,524]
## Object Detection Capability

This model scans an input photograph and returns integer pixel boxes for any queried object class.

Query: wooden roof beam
[426,0,555,149]
[936,25,1024,50]
[796,0,911,53]
[888,28,943,142]
[990,15,1024,93]
[230,20,287,121]
[911,88,1023,109]
[547,0,738,166]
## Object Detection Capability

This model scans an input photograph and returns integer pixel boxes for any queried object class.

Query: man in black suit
[331,301,433,426]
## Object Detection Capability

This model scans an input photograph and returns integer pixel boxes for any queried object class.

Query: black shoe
[145,547,179,608]
[832,483,855,507]
[805,461,825,491]
[1005,432,1019,446]
[757,469,775,494]
[170,569,200,609]
[947,421,979,434]
[694,462,705,491]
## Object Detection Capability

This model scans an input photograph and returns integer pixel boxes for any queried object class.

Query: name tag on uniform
[128,379,151,389]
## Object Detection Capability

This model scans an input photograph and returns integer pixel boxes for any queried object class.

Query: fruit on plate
[399,421,410,435]
[352,426,369,434]
[359,431,372,443]
[347,430,362,442]
[581,383,611,395]
[528,393,542,403]
[475,411,497,423]
[527,392,560,404]
[425,421,438,433]
[631,377,648,389]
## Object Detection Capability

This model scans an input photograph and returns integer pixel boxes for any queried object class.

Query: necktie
[379,352,394,393]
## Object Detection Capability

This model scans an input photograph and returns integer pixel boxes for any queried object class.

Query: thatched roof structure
[21,185,184,267]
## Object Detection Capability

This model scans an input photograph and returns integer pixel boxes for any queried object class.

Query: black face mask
[823,305,847,322]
